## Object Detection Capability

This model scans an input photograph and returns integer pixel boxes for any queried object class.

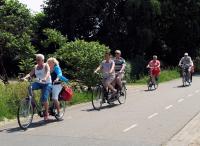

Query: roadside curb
[164,112,200,146]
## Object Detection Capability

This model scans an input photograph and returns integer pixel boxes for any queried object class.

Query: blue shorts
[31,82,52,103]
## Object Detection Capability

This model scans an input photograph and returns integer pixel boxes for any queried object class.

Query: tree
[55,40,109,86]
[0,0,36,81]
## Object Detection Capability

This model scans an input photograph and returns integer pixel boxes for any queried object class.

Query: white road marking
[148,113,158,119]
[123,124,138,132]
[165,105,173,110]
[187,94,193,97]
[178,98,184,103]
[195,90,200,93]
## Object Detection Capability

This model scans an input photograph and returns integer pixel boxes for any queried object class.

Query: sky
[18,0,44,13]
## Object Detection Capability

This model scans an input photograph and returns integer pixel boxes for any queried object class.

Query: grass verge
[134,68,180,85]
[0,82,92,121]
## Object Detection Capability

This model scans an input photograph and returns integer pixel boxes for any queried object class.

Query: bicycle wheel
[92,85,103,110]
[182,73,186,86]
[147,79,152,91]
[55,100,66,120]
[118,84,127,104]
[17,98,34,130]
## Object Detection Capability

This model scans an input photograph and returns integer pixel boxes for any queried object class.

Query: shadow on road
[82,103,120,112]
[175,85,190,88]
[3,119,59,133]
[144,89,156,92]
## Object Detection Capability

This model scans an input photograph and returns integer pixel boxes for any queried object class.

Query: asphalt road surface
[1,76,200,146]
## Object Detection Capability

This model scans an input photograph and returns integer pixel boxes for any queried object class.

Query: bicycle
[180,64,191,87]
[147,67,158,91]
[91,73,127,110]
[17,78,66,130]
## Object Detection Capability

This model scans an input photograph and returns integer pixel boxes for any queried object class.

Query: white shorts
[52,84,62,100]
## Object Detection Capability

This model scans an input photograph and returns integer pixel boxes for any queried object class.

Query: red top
[148,60,161,76]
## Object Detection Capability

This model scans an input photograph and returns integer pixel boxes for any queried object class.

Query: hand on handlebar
[20,77,28,82]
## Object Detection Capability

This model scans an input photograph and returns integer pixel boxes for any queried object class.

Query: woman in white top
[23,54,52,121]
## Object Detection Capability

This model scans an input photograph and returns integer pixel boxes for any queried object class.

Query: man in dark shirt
[112,50,126,90]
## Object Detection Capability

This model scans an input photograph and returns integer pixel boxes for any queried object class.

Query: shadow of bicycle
[3,119,60,133]
[82,103,120,112]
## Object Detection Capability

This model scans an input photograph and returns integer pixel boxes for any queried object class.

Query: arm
[43,64,50,81]
[109,61,115,73]
[146,61,151,68]
[54,66,69,83]
[189,57,193,66]
[156,61,160,68]
[179,58,183,66]
[23,67,35,79]
[94,64,102,73]
[119,60,126,72]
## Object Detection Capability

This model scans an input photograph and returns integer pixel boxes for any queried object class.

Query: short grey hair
[35,54,45,60]
[153,55,157,59]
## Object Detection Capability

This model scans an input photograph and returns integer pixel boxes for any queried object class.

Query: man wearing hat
[178,52,194,81]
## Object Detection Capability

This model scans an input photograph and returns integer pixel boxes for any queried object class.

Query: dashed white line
[195,90,200,93]
[123,124,138,132]
[178,98,184,103]
[165,105,173,110]
[148,113,158,119]
[187,94,193,97]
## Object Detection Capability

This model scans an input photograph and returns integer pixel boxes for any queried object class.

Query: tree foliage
[0,0,36,78]
[55,40,109,86]
[44,0,200,67]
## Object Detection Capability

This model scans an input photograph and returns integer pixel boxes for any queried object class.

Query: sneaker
[56,112,61,118]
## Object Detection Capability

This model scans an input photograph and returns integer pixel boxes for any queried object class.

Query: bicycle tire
[17,98,34,130]
[182,73,186,86]
[118,84,127,104]
[92,85,103,110]
[55,100,66,120]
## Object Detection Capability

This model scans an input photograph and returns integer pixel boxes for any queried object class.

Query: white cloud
[18,0,44,13]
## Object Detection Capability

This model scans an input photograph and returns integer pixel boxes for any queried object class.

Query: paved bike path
[1,76,200,146]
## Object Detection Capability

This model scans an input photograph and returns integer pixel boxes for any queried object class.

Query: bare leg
[43,102,49,120]
[53,99,60,114]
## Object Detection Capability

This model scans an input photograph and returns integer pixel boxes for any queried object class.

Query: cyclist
[112,50,126,90]
[146,55,161,84]
[178,52,194,82]
[47,57,68,118]
[22,54,52,121]
[94,51,116,96]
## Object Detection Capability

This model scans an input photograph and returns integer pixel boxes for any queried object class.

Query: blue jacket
[51,65,68,83]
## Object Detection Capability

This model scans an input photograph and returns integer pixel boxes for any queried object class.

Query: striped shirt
[114,57,126,72]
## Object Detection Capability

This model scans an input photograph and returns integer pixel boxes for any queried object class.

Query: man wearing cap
[178,52,194,81]
[147,55,161,83]
[112,50,126,90]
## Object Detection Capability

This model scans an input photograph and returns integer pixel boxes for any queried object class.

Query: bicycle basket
[59,85,73,101]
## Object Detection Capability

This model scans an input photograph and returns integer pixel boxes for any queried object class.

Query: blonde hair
[47,57,59,65]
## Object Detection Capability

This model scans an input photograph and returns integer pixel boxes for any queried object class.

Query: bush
[194,57,200,72]
[124,61,134,83]
[55,40,109,86]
